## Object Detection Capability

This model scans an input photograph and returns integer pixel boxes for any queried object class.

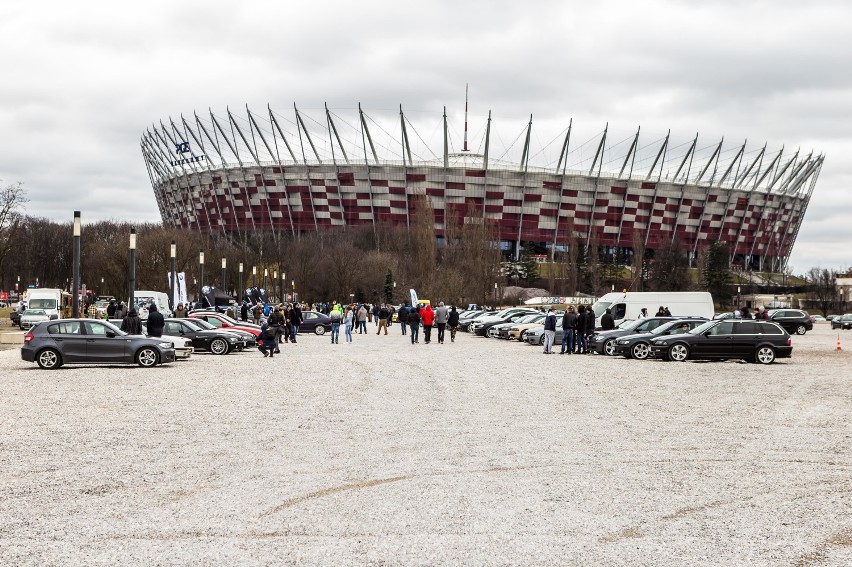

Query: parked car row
[460,307,795,365]
[831,314,852,330]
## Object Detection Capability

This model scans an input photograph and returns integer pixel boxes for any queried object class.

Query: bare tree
[0,182,27,290]
[806,267,836,317]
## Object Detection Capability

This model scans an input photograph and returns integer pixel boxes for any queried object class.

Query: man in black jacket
[147,303,165,337]
[268,306,285,353]
[377,304,390,335]
[289,303,302,343]
[601,308,616,330]
[560,306,578,354]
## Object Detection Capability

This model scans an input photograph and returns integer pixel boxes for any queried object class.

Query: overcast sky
[1,0,849,273]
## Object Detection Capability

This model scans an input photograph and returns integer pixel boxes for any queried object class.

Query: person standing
[106,300,117,319]
[601,308,616,331]
[120,308,143,335]
[421,304,435,344]
[252,303,263,325]
[376,304,390,335]
[560,305,577,354]
[584,305,596,351]
[87,301,98,319]
[357,304,368,334]
[447,305,459,343]
[268,306,285,353]
[434,302,449,344]
[407,306,421,344]
[174,303,188,318]
[330,305,342,344]
[575,305,587,353]
[289,303,302,343]
[147,303,165,338]
[114,302,126,320]
[240,301,249,322]
[543,309,557,354]
[397,303,408,335]
[638,307,649,319]
[344,306,354,343]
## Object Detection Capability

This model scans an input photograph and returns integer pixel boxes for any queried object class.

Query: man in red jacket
[421,304,435,344]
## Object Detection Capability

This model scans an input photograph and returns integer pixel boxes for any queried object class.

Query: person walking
[147,303,165,337]
[357,304,368,334]
[289,303,302,343]
[120,308,143,335]
[344,305,354,343]
[252,303,263,325]
[330,305,342,344]
[407,306,421,344]
[376,304,390,335]
[421,304,435,344]
[114,302,126,320]
[543,309,557,354]
[106,300,117,319]
[560,305,577,354]
[447,305,459,343]
[397,303,408,335]
[434,302,449,344]
[240,301,249,322]
[174,303,188,318]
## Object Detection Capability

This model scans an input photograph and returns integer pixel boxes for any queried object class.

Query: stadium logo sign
[171,141,206,167]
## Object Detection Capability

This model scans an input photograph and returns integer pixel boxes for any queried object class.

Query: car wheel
[210,338,229,355]
[668,343,689,362]
[539,335,545,346]
[314,325,326,335]
[631,342,651,360]
[36,348,63,369]
[795,324,807,335]
[136,347,158,367]
[755,346,776,364]
[603,339,616,356]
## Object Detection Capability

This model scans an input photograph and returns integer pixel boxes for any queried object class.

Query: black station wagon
[649,320,792,364]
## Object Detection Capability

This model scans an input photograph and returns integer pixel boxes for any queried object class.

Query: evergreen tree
[383,269,394,303]
[701,242,731,304]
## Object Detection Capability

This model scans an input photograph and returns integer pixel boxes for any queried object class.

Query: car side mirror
[704,332,712,337]
[106,331,116,338]
[50,314,59,320]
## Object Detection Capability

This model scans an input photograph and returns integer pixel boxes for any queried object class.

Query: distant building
[142,104,823,272]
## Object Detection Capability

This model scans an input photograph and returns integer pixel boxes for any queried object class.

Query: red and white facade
[142,105,823,271]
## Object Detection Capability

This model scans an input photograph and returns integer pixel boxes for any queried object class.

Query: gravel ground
[1,323,850,566]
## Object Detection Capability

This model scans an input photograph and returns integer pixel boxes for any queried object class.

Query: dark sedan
[649,320,792,364]
[299,311,332,335]
[21,319,176,369]
[588,317,692,356]
[613,318,709,359]
[163,318,245,354]
[831,314,852,330]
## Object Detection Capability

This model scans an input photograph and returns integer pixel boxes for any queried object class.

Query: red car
[189,311,262,337]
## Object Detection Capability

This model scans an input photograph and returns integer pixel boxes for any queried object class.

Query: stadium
[141,103,823,272]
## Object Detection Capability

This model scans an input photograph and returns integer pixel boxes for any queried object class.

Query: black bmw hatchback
[649,320,792,364]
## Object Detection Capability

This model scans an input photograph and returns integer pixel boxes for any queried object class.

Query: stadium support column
[400,105,413,229]
[221,258,227,295]
[443,107,448,169]
[516,116,533,261]
[72,211,81,318]
[238,263,244,303]
[614,127,641,259]
[199,250,205,305]
[552,119,573,261]
[586,124,607,251]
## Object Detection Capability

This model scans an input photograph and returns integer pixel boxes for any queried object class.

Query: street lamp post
[291,279,296,304]
[494,282,498,306]
[221,258,227,295]
[238,263,244,303]
[199,250,205,305]
[263,268,268,292]
[274,270,278,302]
[100,277,104,298]
[393,281,396,303]
[128,228,136,308]
[72,211,81,318]
[281,272,286,301]
[170,240,177,311]
[252,266,257,288]
[737,285,741,310]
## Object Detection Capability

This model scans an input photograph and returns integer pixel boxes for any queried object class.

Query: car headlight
[158,342,172,348]
[617,339,629,345]
[228,337,237,342]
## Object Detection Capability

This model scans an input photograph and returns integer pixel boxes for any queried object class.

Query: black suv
[649,320,792,364]
[767,309,813,335]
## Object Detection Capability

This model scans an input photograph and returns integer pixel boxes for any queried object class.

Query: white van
[134,290,173,318]
[590,291,714,327]
[25,288,64,320]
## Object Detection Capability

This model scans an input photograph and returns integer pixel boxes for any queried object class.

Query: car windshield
[616,319,642,331]
[28,298,57,310]
[218,314,242,325]
[515,314,539,324]
[190,318,217,330]
[689,321,717,334]
[23,309,47,316]
[591,301,612,318]
[101,320,128,336]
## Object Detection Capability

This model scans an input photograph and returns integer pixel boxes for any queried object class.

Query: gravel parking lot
[1,324,850,566]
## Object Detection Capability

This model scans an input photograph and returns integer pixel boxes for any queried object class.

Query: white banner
[410,288,418,306]
[167,272,188,307]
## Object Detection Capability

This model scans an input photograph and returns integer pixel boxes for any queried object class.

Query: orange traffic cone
[837,334,843,351]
